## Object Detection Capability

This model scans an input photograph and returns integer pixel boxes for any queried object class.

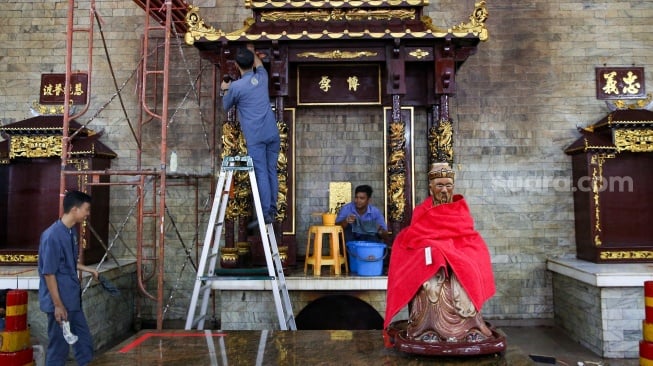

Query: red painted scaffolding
[60,0,217,329]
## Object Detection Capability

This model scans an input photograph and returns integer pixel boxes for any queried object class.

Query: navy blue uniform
[38,220,93,366]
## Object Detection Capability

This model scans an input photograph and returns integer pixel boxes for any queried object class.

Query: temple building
[0,0,652,364]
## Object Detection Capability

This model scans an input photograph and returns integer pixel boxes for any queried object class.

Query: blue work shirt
[38,220,82,313]
[336,202,388,232]
[222,65,279,145]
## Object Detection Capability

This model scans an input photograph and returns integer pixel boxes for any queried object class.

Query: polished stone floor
[90,329,532,365]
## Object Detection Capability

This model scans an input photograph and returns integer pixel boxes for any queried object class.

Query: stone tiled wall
[2,0,653,326]
[552,273,643,358]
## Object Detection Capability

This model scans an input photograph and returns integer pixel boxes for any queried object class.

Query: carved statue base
[386,269,506,356]
[386,320,506,356]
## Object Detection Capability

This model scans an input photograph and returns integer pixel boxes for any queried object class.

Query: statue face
[429,177,454,205]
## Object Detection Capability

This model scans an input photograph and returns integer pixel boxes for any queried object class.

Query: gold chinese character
[73,83,85,96]
[43,84,53,96]
[622,71,640,95]
[53,83,65,96]
[319,76,331,92]
[602,72,619,95]
[347,76,360,91]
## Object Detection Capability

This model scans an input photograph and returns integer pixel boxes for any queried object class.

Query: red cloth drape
[383,194,495,341]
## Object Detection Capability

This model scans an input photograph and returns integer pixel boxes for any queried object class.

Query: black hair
[63,190,92,214]
[355,185,373,198]
[235,48,255,69]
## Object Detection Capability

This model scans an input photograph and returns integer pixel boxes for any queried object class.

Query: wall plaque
[297,64,381,106]
[595,67,645,100]
[39,73,89,105]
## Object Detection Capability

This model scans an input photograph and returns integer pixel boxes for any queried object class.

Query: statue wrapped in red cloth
[384,163,504,355]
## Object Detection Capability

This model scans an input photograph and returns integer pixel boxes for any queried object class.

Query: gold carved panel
[10,135,63,159]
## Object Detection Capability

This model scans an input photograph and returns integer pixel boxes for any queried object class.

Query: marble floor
[90,329,532,366]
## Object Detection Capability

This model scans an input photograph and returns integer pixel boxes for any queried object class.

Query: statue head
[428,162,455,206]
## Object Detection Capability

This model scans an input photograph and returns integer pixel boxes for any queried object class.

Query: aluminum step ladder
[185,155,296,331]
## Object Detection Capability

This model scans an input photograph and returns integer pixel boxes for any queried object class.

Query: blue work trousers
[46,311,93,366]
[248,137,280,218]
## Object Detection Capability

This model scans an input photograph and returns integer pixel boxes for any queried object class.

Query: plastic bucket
[346,241,359,273]
[351,242,387,276]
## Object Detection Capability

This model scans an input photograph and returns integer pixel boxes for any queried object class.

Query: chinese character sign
[297,65,380,105]
[39,73,89,105]
[596,67,645,100]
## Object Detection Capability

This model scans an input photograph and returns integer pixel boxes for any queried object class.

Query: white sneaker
[61,321,78,345]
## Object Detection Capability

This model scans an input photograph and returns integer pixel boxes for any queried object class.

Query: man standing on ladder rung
[221,44,280,229]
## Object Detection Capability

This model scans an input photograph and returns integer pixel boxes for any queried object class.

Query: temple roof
[184,0,488,44]
[564,109,653,155]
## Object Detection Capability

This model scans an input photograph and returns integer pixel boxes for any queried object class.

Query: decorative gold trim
[31,101,67,116]
[247,0,429,9]
[383,106,415,221]
[261,8,415,22]
[296,50,378,59]
[428,119,453,165]
[184,5,485,43]
[408,48,429,59]
[614,128,653,152]
[277,119,290,223]
[608,93,653,110]
[10,135,63,159]
[0,254,38,264]
[451,0,489,41]
[600,250,653,260]
[282,108,296,235]
[590,153,615,247]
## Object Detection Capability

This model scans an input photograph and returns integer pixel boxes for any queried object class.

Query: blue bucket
[351,242,387,276]
[346,241,360,273]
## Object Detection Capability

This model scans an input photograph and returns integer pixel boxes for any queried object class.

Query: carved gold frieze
[408,48,429,59]
[276,119,289,222]
[388,121,406,222]
[0,254,38,264]
[261,8,415,22]
[185,3,484,43]
[590,153,615,247]
[247,0,429,9]
[10,135,63,159]
[451,1,489,41]
[297,50,377,59]
[31,101,67,115]
[614,129,653,152]
[600,250,653,260]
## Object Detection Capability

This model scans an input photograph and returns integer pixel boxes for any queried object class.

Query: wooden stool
[304,225,348,276]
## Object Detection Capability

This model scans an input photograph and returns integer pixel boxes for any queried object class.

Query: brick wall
[2,0,653,325]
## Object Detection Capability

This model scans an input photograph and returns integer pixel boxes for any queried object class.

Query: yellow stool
[304,225,348,276]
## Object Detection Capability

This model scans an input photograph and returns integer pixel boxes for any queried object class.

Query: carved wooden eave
[184,0,488,45]
[565,109,653,155]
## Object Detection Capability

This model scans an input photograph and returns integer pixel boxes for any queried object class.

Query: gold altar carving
[10,135,63,159]
[614,129,653,153]
[427,119,453,165]
[31,101,68,116]
[221,121,251,219]
[276,119,289,222]
[0,254,38,264]
[297,50,377,59]
[590,153,615,247]
[608,93,653,110]
[261,8,415,22]
[451,1,489,41]
[388,121,406,222]
[408,49,429,59]
[246,0,430,9]
[600,250,653,260]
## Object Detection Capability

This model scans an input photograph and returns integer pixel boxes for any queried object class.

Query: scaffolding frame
[59,0,217,329]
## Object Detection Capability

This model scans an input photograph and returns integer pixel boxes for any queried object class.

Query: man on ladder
[221,44,280,228]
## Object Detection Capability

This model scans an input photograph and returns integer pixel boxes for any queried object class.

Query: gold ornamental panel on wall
[10,135,63,159]
[613,128,653,152]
